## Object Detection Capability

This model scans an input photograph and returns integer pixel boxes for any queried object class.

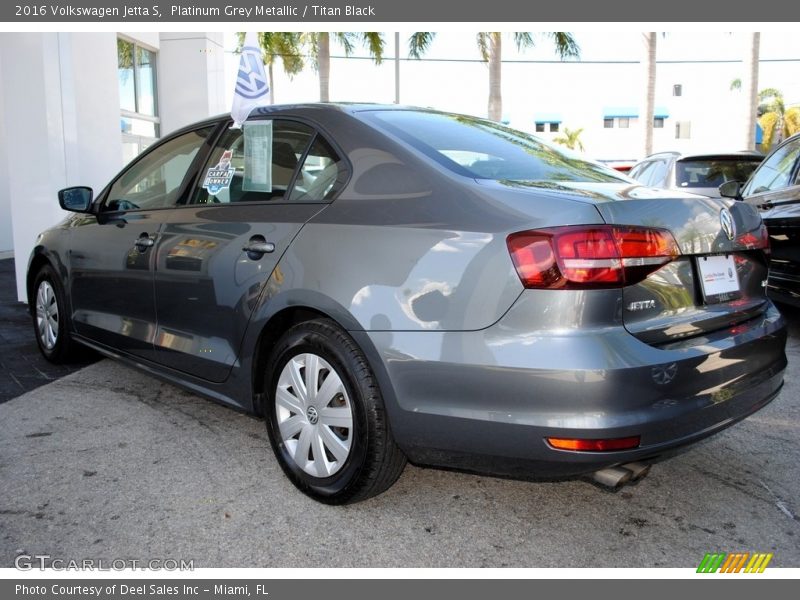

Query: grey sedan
[28,105,786,503]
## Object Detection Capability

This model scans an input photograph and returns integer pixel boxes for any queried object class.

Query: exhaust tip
[621,461,651,481]
[592,466,632,490]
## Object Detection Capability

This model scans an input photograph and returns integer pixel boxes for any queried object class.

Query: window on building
[535,123,546,133]
[618,117,630,129]
[603,118,614,129]
[549,122,560,133]
[118,38,160,159]
[675,121,692,139]
[654,117,665,128]
[673,84,682,97]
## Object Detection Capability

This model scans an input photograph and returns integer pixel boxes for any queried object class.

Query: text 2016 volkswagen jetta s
[28,105,786,503]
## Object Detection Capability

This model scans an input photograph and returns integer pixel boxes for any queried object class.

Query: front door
[68,125,216,360]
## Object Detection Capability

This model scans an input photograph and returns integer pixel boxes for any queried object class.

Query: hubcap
[275,353,353,478]
[35,281,59,351]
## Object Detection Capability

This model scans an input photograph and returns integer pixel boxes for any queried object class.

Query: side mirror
[719,180,743,201]
[58,186,93,213]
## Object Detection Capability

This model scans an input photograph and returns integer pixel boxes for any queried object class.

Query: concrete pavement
[1,314,798,568]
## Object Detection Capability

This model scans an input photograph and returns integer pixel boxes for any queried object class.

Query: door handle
[243,240,275,257]
[134,234,156,250]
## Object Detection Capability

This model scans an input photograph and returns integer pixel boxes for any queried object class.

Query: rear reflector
[507,225,679,289]
[547,436,641,452]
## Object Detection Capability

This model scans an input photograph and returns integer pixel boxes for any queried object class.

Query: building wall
[159,32,226,136]
[0,31,227,302]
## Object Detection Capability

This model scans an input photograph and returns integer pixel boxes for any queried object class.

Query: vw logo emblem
[306,406,319,425]
[720,209,736,241]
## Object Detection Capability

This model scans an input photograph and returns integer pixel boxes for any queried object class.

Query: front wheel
[264,319,406,504]
[31,265,80,363]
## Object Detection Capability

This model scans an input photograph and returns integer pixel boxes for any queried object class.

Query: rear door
[151,118,349,382]
[592,191,770,345]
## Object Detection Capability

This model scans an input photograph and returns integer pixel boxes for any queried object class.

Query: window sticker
[243,121,273,192]
[202,150,235,195]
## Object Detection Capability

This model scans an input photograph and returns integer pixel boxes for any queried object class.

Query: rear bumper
[358,296,787,478]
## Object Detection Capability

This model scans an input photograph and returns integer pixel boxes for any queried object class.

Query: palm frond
[546,32,580,59]
[408,32,436,59]
[361,32,385,64]
[476,32,490,62]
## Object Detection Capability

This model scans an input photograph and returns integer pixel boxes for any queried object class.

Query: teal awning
[603,107,670,119]
[533,113,562,124]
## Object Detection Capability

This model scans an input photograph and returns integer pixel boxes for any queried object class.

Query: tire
[264,318,406,504]
[31,265,81,364]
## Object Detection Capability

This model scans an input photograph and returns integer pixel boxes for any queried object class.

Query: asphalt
[0,258,97,404]
[0,285,798,567]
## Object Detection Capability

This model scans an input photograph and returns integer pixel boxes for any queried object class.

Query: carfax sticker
[202,150,235,195]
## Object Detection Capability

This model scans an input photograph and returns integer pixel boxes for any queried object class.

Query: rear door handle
[134,234,156,250]
[243,239,275,258]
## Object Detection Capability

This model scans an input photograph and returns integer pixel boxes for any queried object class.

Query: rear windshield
[675,158,762,188]
[365,110,628,183]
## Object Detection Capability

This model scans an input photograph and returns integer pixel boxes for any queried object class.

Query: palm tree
[410,32,579,121]
[553,127,585,151]
[741,33,761,150]
[237,32,304,104]
[641,33,657,157]
[303,33,385,101]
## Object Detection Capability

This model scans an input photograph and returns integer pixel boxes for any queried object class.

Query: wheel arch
[247,298,400,428]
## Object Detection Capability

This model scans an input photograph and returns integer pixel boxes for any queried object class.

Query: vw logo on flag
[236,48,269,99]
[230,32,271,128]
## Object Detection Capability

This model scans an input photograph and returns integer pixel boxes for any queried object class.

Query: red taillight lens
[507,225,679,289]
[547,436,641,451]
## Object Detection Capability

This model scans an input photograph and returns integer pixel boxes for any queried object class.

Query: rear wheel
[264,319,406,504]
[32,265,80,363]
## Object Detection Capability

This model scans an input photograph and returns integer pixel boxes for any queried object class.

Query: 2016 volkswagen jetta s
[28,104,787,503]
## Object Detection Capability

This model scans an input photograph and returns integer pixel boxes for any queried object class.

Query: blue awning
[533,113,562,124]
[603,107,670,119]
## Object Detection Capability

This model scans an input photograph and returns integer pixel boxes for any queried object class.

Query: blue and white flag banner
[231,32,270,128]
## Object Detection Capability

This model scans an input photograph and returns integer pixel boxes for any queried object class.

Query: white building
[0,32,226,300]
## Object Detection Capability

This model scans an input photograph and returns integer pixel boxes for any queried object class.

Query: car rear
[355,109,786,478]
[381,188,785,477]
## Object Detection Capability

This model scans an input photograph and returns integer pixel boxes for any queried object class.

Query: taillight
[507,225,679,289]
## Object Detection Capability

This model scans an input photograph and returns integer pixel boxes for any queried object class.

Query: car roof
[639,150,763,162]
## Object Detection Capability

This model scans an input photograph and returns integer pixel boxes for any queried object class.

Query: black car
[721,133,800,306]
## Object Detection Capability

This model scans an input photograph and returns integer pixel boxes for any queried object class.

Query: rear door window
[190,120,314,204]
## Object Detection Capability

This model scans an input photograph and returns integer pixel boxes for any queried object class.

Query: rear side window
[190,120,317,204]
[366,110,628,183]
[743,139,800,196]
[675,158,762,189]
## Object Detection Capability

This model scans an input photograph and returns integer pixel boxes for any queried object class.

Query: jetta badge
[720,208,736,241]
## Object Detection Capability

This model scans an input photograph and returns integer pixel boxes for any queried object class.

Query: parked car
[629,151,764,197]
[29,105,786,504]
[720,133,800,307]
